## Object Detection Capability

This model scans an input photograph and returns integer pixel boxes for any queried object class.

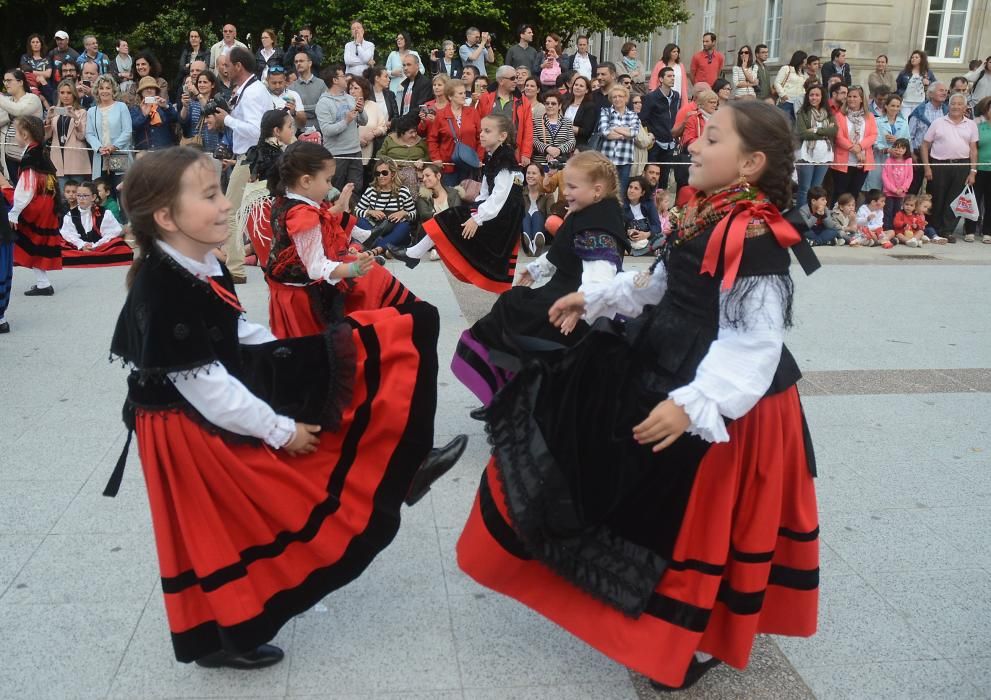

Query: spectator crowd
[3,22,991,267]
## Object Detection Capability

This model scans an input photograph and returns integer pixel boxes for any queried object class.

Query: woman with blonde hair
[598,84,641,192]
[46,79,91,188]
[85,74,132,187]
[352,155,418,253]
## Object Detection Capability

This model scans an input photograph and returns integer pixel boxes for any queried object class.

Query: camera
[293,34,304,45]
[546,159,564,171]
[143,96,158,105]
[213,144,233,161]
[82,79,92,87]
[202,95,231,117]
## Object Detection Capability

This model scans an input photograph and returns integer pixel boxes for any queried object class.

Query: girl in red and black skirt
[1,116,61,296]
[58,180,133,267]
[108,147,465,670]
[457,102,821,691]
[389,114,526,294]
[265,142,418,339]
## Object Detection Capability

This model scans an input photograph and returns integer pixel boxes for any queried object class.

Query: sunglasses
[375,170,391,177]
[740,50,750,54]
[269,66,287,74]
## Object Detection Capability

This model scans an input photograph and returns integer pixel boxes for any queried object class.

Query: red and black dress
[422,144,526,293]
[108,241,440,663]
[59,205,133,267]
[2,143,61,271]
[453,197,628,406]
[457,186,821,687]
[266,193,417,339]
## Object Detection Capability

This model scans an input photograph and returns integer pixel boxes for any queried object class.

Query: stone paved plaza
[1,241,990,699]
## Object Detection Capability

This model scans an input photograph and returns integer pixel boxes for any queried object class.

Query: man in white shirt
[565,36,598,80]
[210,24,247,69]
[344,20,375,77]
[207,47,269,283]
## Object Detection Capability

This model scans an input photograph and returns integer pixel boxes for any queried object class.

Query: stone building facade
[592,0,990,86]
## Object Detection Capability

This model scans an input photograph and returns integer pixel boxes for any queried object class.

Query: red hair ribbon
[208,277,245,313]
[700,199,801,291]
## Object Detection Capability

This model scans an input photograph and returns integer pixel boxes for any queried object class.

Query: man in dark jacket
[820,48,852,87]
[398,54,433,116]
[562,35,598,79]
[639,67,681,190]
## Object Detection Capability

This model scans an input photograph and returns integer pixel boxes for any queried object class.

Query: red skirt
[61,237,134,267]
[267,261,417,340]
[457,385,819,687]
[4,191,62,271]
[136,302,439,662]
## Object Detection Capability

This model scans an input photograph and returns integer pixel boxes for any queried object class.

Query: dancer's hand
[548,292,585,327]
[285,422,321,455]
[517,270,533,286]
[461,217,479,239]
[633,399,690,453]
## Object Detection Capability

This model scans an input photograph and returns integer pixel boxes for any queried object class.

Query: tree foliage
[0,0,688,74]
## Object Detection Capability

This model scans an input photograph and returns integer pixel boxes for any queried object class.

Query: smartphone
[143,96,158,105]
[282,95,294,104]
[51,106,69,117]
[82,79,92,87]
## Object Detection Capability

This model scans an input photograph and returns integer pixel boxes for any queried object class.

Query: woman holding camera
[427,79,483,186]
[45,79,90,189]
[430,41,463,79]
[130,76,177,152]
[179,69,221,154]
[124,51,169,107]
[531,90,575,168]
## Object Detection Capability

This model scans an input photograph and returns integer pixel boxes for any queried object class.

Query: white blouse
[59,206,123,249]
[581,264,786,443]
[157,240,296,449]
[471,168,520,225]
[284,191,343,282]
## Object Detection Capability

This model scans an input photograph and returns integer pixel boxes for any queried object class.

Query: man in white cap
[48,31,79,82]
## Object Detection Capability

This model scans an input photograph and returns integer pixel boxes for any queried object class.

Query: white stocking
[33,268,51,288]
[405,233,435,259]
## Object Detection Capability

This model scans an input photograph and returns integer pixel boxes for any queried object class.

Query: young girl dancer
[58,180,133,267]
[108,147,464,670]
[452,151,627,405]
[456,102,820,691]
[1,116,61,295]
[265,142,418,339]
[0,196,12,333]
[390,114,526,294]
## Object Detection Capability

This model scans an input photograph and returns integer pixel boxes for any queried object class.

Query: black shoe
[946,234,957,244]
[385,244,420,269]
[0,321,9,333]
[232,274,248,284]
[195,643,284,670]
[405,434,468,506]
[24,285,54,296]
[468,405,488,421]
[373,255,387,266]
[649,656,721,692]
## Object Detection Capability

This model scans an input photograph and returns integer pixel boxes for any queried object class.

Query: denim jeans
[522,210,546,238]
[358,217,413,247]
[796,163,829,209]
[616,164,632,196]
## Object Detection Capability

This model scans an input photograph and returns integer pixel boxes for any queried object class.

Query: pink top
[924,116,979,161]
[881,156,913,197]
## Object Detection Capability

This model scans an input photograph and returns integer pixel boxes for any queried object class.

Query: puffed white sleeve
[582,263,668,322]
[525,251,556,284]
[471,170,513,224]
[59,211,84,248]
[94,210,123,247]
[168,363,296,449]
[8,169,37,224]
[238,316,277,345]
[292,224,342,281]
[667,276,786,443]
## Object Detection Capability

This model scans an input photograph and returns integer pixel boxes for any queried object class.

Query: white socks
[33,268,51,289]
[405,234,435,260]
[351,227,372,244]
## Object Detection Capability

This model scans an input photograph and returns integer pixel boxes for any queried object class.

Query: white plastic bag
[950,184,980,221]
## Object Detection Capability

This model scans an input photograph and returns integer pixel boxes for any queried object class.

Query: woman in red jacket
[830,85,878,203]
[428,80,484,186]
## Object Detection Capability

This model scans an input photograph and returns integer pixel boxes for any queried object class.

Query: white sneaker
[932,236,948,244]
[964,233,976,242]
[351,227,373,244]
[429,249,440,261]
[906,238,920,248]
[920,236,930,244]
[835,237,846,246]
[533,231,546,249]
[521,234,536,256]
[983,235,991,244]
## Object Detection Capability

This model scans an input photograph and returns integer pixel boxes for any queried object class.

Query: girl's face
[903,200,915,214]
[627,180,643,202]
[687,107,763,195]
[525,164,541,186]
[590,79,600,91]
[809,89,822,107]
[159,162,232,255]
[572,79,587,98]
[14,126,30,146]
[886,98,902,117]
[545,36,556,51]
[628,45,638,57]
[118,41,129,55]
[30,37,41,52]
[76,186,96,208]
[58,85,74,106]
[375,70,390,89]
[918,201,931,215]
[840,200,856,216]
[671,47,680,61]
[563,165,603,211]
[4,73,24,96]
[810,196,827,213]
[135,58,150,76]
[350,81,364,100]
[196,75,212,94]
[293,160,336,202]
[911,53,921,67]
[422,168,440,189]
[890,144,907,159]
[656,193,670,211]
[96,183,110,201]
[396,34,406,50]
[479,118,506,151]
[275,116,294,145]
[870,197,885,211]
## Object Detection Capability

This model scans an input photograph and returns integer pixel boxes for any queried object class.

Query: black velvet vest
[545,198,629,284]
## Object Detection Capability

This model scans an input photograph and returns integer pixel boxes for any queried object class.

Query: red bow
[700,199,800,290]
[208,277,245,313]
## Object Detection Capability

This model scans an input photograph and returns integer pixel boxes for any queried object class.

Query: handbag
[179,112,205,149]
[585,131,604,152]
[458,177,482,202]
[950,184,980,221]
[103,152,130,174]
[447,118,481,169]
[774,67,791,104]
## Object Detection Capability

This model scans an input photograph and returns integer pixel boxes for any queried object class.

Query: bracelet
[350,262,362,277]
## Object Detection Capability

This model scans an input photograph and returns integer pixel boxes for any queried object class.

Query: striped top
[354,186,417,220]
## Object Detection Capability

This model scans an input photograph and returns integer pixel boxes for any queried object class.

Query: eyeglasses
[375,170,390,177]
[740,50,750,54]
[76,193,94,199]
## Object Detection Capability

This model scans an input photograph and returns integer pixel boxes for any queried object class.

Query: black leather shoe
[373,255,387,266]
[405,434,468,505]
[24,285,54,296]
[195,643,284,670]
[649,656,721,692]
[385,244,420,269]
[0,321,9,333]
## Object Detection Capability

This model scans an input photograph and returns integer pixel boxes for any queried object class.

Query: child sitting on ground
[857,189,895,248]
[60,179,79,217]
[892,195,925,247]
[829,192,860,245]
[916,195,947,244]
[94,178,122,221]
[789,186,842,246]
